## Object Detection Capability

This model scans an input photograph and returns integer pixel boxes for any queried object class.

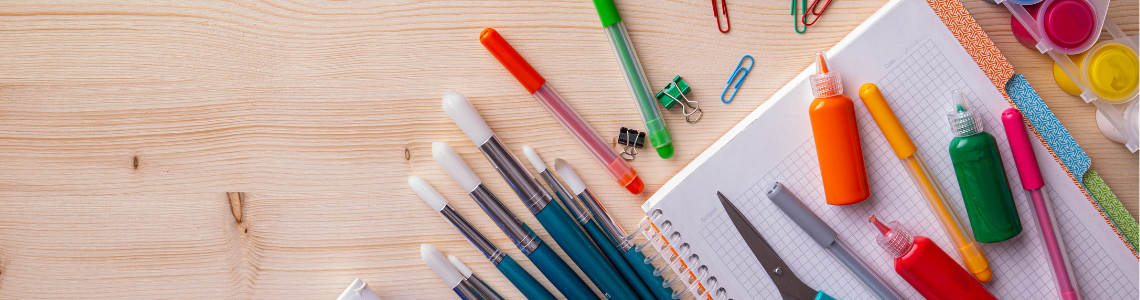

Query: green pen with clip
[592,0,674,159]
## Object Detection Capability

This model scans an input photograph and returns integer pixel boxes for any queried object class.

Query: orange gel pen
[808,52,871,205]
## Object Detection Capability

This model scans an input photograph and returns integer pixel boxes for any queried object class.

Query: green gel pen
[592,0,674,159]
[946,90,1022,243]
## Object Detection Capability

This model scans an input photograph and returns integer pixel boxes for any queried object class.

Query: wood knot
[227,192,244,223]
[132,156,139,170]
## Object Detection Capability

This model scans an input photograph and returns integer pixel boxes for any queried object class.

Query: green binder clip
[655,75,702,123]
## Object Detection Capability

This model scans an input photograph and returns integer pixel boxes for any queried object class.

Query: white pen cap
[447,255,475,278]
[442,91,494,145]
[554,158,587,194]
[409,175,449,212]
[421,244,465,289]
[522,145,547,172]
[432,142,482,192]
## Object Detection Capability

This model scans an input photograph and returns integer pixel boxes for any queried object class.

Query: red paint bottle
[870,216,996,300]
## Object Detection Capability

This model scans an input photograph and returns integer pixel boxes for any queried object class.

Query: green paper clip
[654,76,702,123]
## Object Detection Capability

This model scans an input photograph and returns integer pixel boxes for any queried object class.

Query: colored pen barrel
[432,142,594,299]
[592,0,673,159]
[765,182,905,300]
[479,28,644,195]
[859,83,992,282]
[1002,108,1081,300]
[556,158,673,300]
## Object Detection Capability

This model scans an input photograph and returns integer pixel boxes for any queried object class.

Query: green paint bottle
[946,91,1022,243]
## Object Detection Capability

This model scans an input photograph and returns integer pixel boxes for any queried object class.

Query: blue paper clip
[721,55,753,103]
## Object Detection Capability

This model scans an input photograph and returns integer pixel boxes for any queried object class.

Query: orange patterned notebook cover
[926,0,1135,256]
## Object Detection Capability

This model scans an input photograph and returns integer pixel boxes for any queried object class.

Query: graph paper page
[641,0,1139,298]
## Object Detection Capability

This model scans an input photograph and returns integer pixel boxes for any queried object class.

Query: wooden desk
[0,0,1134,298]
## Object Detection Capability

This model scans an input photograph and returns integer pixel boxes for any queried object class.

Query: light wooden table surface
[0,0,1134,299]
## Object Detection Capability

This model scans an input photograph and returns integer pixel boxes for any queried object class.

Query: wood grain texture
[0,0,1133,299]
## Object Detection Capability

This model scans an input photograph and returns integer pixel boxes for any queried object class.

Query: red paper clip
[802,0,833,26]
[712,0,730,33]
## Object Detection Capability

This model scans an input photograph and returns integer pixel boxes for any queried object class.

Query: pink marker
[480,28,644,194]
[1002,108,1081,300]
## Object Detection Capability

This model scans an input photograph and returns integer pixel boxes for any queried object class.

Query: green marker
[592,0,674,159]
[946,90,1022,243]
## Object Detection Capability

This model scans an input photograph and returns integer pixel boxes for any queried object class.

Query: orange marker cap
[859,83,917,159]
[479,28,546,94]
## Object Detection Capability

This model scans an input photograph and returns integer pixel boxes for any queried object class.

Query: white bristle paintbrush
[448,255,503,300]
[408,175,555,300]
[408,175,507,265]
[421,244,481,299]
[523,145,592,225]
[432,141,595,299]
[442,91,555,218]
[430,141,541,256]
[442,91,638,299]
[555,158,676,300]
[431,142,482,193]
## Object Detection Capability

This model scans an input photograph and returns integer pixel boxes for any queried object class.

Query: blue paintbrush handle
[621,247,673,300]
[534,202,639,300]
[527,242,598,300]
[583,220,656,300]
[495,254,557,300]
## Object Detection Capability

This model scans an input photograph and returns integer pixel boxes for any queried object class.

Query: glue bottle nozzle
[870,215,890,235]
[816,52,830,74]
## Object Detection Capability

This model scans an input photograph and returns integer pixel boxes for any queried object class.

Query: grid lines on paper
[694,39,1135,300]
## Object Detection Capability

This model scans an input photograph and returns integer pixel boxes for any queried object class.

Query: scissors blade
[718,191,820,300]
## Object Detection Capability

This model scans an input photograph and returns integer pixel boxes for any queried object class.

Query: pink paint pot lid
[1041,0,1098,50]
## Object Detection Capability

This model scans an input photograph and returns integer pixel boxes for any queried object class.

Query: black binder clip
[617,127,646,161]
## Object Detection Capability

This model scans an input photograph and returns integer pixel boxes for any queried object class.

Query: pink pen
[480,28,644,194]
[1002,108,1081,300]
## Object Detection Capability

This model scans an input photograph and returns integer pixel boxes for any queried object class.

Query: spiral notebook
[637,0,1140,298]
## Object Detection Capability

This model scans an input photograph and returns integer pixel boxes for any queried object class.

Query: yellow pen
[859,83,993,282]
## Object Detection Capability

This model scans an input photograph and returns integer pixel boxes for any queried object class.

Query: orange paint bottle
[808,52,871,205]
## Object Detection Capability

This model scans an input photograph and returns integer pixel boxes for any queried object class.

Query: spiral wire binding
[629,209,730,300]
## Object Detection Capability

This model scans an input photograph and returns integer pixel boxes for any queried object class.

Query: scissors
[718,192,837,300]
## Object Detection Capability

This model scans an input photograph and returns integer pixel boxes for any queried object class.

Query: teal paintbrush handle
[495,254,557,300]
[621,247,673,300]
[815,291,836,300]
[583,221,656,300]
[527,242,597,300]
[535,202,638,300]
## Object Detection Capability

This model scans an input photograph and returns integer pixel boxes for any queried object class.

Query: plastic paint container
[1001,0,1139,151]
[1008,0,1101,54]
[1053,40,1140,104]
